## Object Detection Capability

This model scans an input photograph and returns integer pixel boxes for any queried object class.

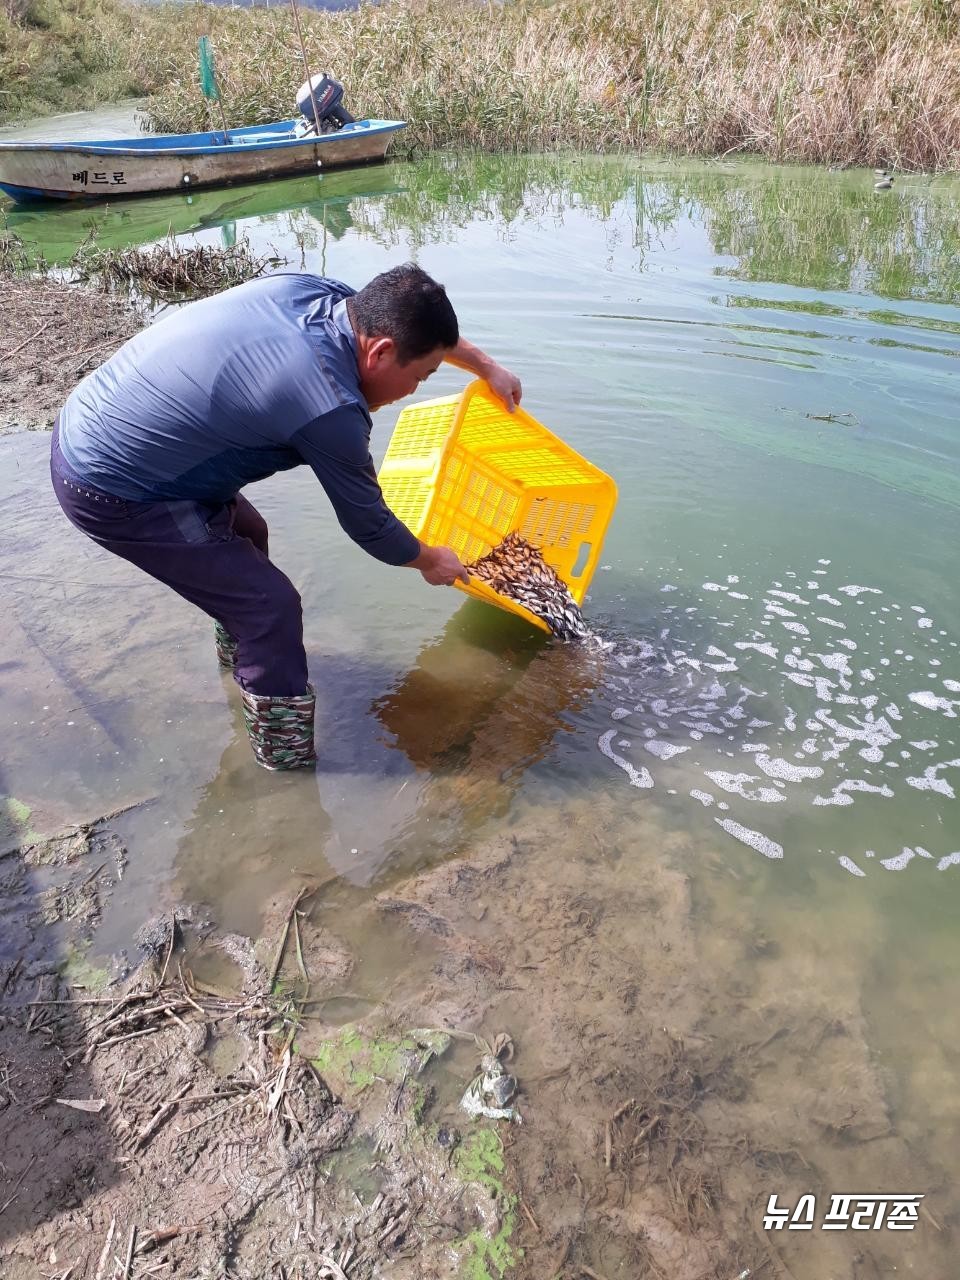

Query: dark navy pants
[50,422,308,697]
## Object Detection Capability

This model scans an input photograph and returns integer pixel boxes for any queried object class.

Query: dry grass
[3,0,960,170]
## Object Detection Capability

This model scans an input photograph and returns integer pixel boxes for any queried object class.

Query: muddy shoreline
[1,794,953,1279]
[0,275,143,436]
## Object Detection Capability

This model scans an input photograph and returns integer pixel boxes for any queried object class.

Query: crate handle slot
[571,541,592,578]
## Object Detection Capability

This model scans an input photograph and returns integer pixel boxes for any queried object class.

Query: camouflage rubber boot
[240,685,317,771]
[214,621,239,670]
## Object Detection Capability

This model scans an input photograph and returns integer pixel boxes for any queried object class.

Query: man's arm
[292,407,468,585]
[444,338,522,412]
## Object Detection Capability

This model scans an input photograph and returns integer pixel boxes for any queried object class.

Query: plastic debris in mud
[468,532,589,640]
[460,1032,520,1122]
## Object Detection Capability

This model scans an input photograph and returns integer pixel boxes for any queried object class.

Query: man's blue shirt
[58,272,420,566]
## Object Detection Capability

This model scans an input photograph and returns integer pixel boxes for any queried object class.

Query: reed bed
[138,0,960,172]
[3,0,960,171]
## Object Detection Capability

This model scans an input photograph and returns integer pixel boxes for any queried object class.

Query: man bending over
[51,263,521,770]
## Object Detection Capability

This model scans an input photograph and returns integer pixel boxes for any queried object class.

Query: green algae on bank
[57,943,113,994]
[452,1129,521,1280]
[304,1021,520,1276]
[1,796,41,851]
[308,1022,450,1094]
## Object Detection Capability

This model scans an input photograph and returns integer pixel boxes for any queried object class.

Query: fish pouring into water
[468,531,589,641]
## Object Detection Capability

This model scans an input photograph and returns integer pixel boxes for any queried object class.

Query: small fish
[468,532,589,640]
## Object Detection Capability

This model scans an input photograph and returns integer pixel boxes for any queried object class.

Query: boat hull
[0,119,405,203]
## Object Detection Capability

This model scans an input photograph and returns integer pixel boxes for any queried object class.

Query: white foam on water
[818,593,844,608]
[704,771,785,804]
[838,585,882,597]
[598,730,654,789]
[944,679,960,693]
[781,621,810,637]
[861,695,878,709]
[706,645,729,658]
[835,694,858,705]
[818,616,847,631]
[839,639,858,650]
[715,818,784,859]
[765,602,796,618]
[727,575,740,584]
[784,709,798,732]
[860,669,876,681]
[918,617,933,629]
[905,759,960,799]
[859,747,884,763]
[817,652,853,678]
[611,707,632,721]
[755,754,824,782]
[784,654,814,672]
[787,673,814,689]
[911,605,926,613]
[813,779,895,806]
[938,852,960,870]
[884,703,903,720]
[660,584,678,592]
[688,730,704,740]
[705,661,738,672]
[910,740,938,750]
[813,677,837,702]
[818,559,831,566]
[729,592,750,600]
[909,690,958,717]
[735,641,779,658]
[690,789,714,807]
[880,847,917,871]
[644,740,690,761]
[769,590,809,605]
[702,582,724,592]
[838,855,866,877]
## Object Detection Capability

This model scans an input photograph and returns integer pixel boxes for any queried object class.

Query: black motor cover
[296,74,356,132]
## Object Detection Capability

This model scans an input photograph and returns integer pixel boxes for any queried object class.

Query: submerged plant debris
[71,236,286,303]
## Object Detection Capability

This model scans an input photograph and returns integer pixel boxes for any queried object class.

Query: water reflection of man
[49,264,521,771]
[372,611,602,871]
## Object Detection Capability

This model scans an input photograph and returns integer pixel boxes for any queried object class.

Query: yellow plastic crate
[379,380,618,632]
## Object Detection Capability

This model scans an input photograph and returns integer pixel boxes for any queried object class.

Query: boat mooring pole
[290,0,323,137]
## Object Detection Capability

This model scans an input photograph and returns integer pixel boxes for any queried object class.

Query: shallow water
[3,110,960,1262]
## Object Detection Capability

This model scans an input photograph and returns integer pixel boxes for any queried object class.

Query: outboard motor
[296,74,356,134]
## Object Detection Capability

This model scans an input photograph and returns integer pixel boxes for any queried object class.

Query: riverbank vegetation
[2,0,960,170]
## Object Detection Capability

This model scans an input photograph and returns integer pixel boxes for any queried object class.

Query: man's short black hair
[349,263,459,363]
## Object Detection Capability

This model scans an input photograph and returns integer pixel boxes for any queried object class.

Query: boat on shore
[0,117,406,204]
